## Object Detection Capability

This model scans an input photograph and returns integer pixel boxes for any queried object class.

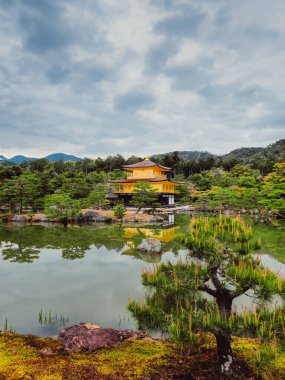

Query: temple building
[108,158,180,205]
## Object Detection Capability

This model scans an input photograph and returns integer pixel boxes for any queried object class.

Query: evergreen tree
[113,203,126,220]
[259,163,285,217]
[84,183,109,208]
[129,215,285,375]
[0,173,42,213]
[130,182,160,213]
[61,177,91,199]
[44,194,82,226]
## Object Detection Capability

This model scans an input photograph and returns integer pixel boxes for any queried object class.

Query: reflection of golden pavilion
[124,226,181,243]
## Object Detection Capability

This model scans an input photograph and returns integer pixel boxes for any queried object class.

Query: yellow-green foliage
[0,332,172,380]
[232,336,285,380]
[86,339,170,378]
[0,331,284,379]
[192,332,285,380]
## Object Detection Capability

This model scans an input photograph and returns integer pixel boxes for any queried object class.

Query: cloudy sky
[0,0,284,158]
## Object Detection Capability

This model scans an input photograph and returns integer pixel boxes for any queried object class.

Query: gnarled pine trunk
[214,328,233,375]
[215,294,234,375]
[217,294,233,315]
[209,266,235,375]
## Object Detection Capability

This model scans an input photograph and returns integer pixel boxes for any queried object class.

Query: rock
[137,238,162,253]
[143,217,156,223]
[11,215,31,223]
[32,213,48,222]
[126,215,138,222]
[83,210,97,218]
[40,348,54,356]
[79,211,108,222]
[152,215,164,222]
[0,213,14,223]
[58,323,145,352]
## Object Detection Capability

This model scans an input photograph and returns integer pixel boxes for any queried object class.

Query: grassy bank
[0,331,284,379]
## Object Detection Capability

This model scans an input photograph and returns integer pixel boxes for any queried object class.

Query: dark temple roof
[123,158,171,171]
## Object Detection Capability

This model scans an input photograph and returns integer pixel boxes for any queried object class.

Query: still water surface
[0,215,284,337]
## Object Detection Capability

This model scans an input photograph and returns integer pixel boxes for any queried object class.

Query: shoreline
[0,205,280,226]
[0,329,283,379]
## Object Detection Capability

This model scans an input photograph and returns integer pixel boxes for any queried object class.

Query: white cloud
[166,40,209,67]
[0,0,284,158]
[245,103,271,120]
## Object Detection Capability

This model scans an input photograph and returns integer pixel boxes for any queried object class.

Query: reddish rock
[32,213,48,222]
[58,323,145,352]
[0,213,14,222]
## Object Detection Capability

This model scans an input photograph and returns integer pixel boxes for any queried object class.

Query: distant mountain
[0,155,13,166]
[259,139,284,159]
[247,139,285,163]
[44,153,81,162]
[222,147,264,162]
[0,153,81,165]
[1,139,283,167]
[10,155,37,164]
[222,140,285,165]
[153,139,284,165]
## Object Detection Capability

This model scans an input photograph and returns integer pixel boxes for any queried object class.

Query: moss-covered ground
[0,331,284,379]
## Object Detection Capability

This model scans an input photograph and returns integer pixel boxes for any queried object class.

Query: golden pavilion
[109,158,180,205]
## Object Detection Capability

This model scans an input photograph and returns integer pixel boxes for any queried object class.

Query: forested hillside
[153,151,214,161]
[153,139,285,175]
[0,139,284,218]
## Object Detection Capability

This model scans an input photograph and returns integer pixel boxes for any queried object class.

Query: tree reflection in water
[0,225,128,262]
[0,224,183,263]
[2,246,40,263]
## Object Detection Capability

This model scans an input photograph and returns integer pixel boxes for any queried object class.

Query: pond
[0,215,284,337]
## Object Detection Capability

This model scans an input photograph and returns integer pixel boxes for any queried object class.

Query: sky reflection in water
[0,217,284,337]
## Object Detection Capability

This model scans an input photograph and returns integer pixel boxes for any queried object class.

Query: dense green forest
[153,139,285,175]
[0,140,284,217]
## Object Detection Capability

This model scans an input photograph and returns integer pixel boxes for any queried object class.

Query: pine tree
[113,203,126,220]
[259,163,285,217]
[44,194,82,226]
[130,182,160,213]
[0,173,42,213]
[128,215,285,375]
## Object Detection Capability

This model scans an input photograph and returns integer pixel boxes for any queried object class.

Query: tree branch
[198,284,218,297]
[209,265,227,292]
[231,284,252,299]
